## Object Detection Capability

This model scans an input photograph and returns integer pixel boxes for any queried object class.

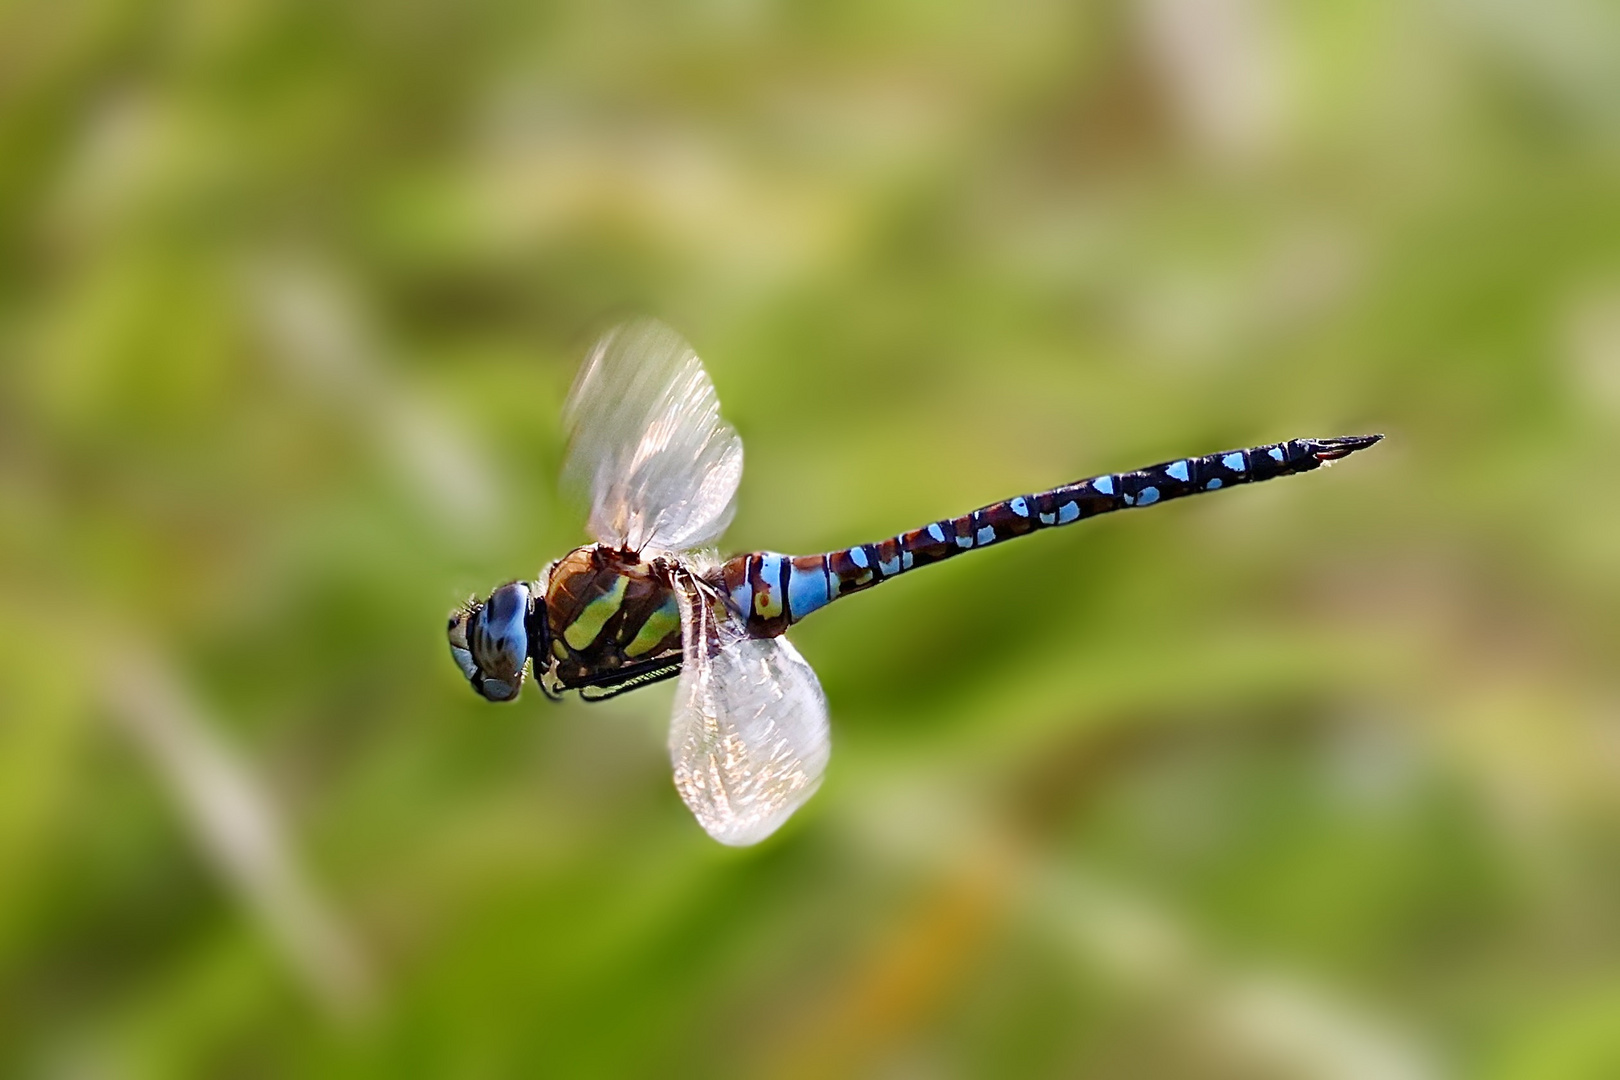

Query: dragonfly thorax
[538,545,686,698]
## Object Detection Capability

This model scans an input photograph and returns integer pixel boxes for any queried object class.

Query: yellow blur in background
[3,0,1620,1076]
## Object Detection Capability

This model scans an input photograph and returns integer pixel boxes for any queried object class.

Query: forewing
[563,320,743,554]
[669,578,830,846]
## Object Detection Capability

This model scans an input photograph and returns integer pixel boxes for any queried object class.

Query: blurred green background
[3,0,1620,1076]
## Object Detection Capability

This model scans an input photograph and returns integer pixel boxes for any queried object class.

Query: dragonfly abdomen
[720,435,1380,637]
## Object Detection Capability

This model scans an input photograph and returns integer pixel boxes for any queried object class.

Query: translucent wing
[669,574,830,846]
[563,320,744,554]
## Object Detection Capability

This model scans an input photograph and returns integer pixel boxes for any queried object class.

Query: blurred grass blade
[103,645,373,1023]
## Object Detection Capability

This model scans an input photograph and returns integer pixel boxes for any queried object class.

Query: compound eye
[467,583,530,700]
[447,606,480,686]
[449,644,480,685]
[478,677,520,702]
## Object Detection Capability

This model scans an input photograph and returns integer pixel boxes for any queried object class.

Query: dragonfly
[447,320,1382,845]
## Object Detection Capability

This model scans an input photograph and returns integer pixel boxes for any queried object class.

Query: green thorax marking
[563,573,630,650]
[624,594,680,658]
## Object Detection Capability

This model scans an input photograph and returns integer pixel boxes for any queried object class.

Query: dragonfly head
[448,581,540,702]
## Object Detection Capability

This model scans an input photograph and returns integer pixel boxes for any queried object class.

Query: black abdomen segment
[720,435,1382,636]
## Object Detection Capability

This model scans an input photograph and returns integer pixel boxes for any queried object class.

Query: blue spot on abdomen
[787,563,831,620]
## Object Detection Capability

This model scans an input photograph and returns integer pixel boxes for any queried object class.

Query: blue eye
[479,678,519,702]
[457,583,531,701]
[450,645,478,684]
